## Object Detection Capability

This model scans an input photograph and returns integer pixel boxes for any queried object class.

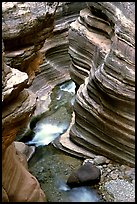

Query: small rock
[14,141,35,161]
[118,175,123,179]
[82,158,94,165]
[94,155,108,165]
[132,179,135,185]
[107,163,113,168]
[110,173,118,180]
[120,164,126,171]
[96,165,102,169]
[106,159,110,164]
[125,168,135,180]
[14,141,27,153]
[107,168,111,173]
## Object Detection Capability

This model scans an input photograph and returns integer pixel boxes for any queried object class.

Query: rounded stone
[94,155,109,165]
[67,163,101,188]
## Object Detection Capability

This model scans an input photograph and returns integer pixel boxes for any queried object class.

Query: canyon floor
[28,143,135,202]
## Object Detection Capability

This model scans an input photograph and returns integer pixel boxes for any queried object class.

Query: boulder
[2,143,46,202]
[67,162,101,188]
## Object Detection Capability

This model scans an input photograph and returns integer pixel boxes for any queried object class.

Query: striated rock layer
[68,2,135,167]
[2,2,86,116]
[29,2,86,115]
[2,42,46,201]
[2,2,58,86]
[2,2,87,201]
[2,2,61,201]
[68,7,112,87]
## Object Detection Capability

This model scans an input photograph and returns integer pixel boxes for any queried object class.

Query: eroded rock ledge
[67,2,135,167]
[3,2,86,117]
[29,2,86,115]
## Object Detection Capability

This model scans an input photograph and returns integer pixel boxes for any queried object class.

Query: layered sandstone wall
[2,3,135,202]
[2,2,58,86]
[68,2,135,167]
[3,2,86,117]
[29,2,86,116]
[2,43,46,201]
[2,2,59,202]
[2,2,87,201]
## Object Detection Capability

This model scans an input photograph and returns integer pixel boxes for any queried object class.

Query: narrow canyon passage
[2,2,135,202]
[19,80,102,202]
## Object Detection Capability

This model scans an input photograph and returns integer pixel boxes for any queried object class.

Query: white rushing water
[57,179,101,202]
[60,81,76,94]
[68,186,101,202]
[26,123,68,147]
[26,80,102,202]
[26,80,76,147]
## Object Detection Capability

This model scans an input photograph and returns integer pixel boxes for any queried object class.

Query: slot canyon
[2,2,135,202]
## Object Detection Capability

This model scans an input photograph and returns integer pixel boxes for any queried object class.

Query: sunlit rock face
[2,40,36,153]
[69,2,135,167]
[2,24,45,203]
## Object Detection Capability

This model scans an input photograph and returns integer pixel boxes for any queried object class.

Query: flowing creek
[17,80,103,202]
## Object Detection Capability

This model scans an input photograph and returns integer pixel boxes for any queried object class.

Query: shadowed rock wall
[29,2,86,115]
